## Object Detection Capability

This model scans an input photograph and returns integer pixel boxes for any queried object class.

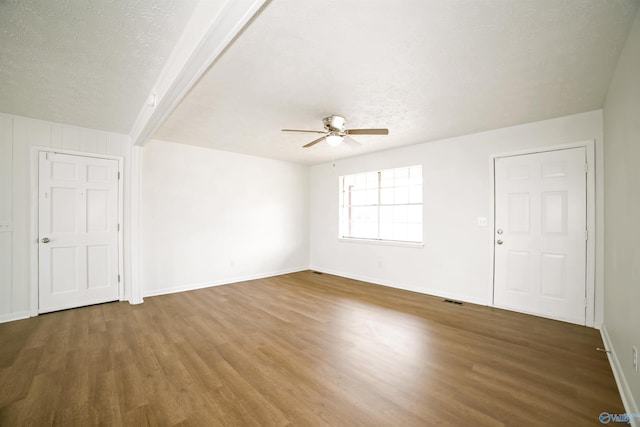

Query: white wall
[602,8,640,419]
[139,139,309,296]
[310,110,604,321]
[0,113,131,323]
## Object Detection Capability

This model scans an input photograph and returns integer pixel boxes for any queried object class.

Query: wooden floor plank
[0,271,625,426]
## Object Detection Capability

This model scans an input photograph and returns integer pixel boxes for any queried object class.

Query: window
[339,165,422,243]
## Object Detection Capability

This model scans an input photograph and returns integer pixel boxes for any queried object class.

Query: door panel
[540,253,566,298]
[87,245,110,289]
[507,193,530,233]
[506,251,530,293]
[51,246,78,293]
[541,191,567,234]
[39,152,119,313]
[51,187,77,232]
[494,148,587,325]
[87,189,109,231]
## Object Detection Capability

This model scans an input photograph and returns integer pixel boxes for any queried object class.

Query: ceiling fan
[282,115,389,148]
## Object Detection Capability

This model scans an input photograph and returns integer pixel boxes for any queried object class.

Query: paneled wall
[0,113,131,322]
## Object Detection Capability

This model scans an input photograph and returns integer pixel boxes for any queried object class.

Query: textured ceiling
[155,0,640,165]
[0,0,200,134]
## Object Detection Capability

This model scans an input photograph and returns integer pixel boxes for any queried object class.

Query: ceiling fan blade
[345,128,389,135]
[344,136,362,148]
[282,129,326,134]
[303,135,327,148]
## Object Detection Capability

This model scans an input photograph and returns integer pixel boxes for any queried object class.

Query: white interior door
[493,148,587,325]
[38,152,120,313]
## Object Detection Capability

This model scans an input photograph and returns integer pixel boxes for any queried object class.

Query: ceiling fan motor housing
[323,115,345,132]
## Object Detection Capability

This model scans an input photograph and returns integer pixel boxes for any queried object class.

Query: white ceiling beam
[129,0,268,146]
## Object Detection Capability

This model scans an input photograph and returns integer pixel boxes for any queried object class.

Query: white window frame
[339,165,423,245]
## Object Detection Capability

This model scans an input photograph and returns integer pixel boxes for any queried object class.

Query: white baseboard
[0,311,31,324]
[601,324,640,427]
[594,320,603,330]
[309,265,487,306]
[142,266,309,298]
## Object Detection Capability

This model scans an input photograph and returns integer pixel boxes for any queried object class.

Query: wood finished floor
[0,271,624,426]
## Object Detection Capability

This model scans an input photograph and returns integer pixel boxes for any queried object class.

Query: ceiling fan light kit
[325,133,344,147]
[282,115,389,148]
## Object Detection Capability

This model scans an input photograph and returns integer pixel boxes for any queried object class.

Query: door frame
[489,140,596,327]
[29,146,124,316]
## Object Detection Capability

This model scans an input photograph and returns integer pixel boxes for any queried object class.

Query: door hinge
[117,171,121,180]
[585,229,588,241]
[584,163,588,173]
[117,223,120,232]
[118,274,121,283]
[584,297,588,307]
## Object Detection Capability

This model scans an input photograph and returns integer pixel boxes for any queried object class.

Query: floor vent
[443,299,463,305]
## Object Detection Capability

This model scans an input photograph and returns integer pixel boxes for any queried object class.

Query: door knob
[496,240,503,245]
[41,237,50,243]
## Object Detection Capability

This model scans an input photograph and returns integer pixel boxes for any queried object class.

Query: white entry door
[38,152,120,313]
[493,148,587,325]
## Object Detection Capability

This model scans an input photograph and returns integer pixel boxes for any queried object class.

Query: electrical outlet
[633,346,638,372]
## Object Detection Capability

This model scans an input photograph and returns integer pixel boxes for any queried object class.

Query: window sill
[338,237,424,248]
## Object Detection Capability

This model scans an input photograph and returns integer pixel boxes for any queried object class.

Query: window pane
[366,172,378,189]
[392,223,407,241]
[366,206,378,222]
[409,185,422,203]
[380,170,394,188]
[380,206,393,222]
[393,205,408,223]
[408,205,422,223]
[350,222,365,238]
[394,168,409,187]
[379,222,393,240]
[380,188,393,205]
[394,186,409,204]
[395,167,409,178]
[366,189,378,205]
[407,223,422,242]
[351,222,377,239]
[409,166,422,186]
[350,189,366,206]
[350,206,364,221]
[339,165,422,243]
